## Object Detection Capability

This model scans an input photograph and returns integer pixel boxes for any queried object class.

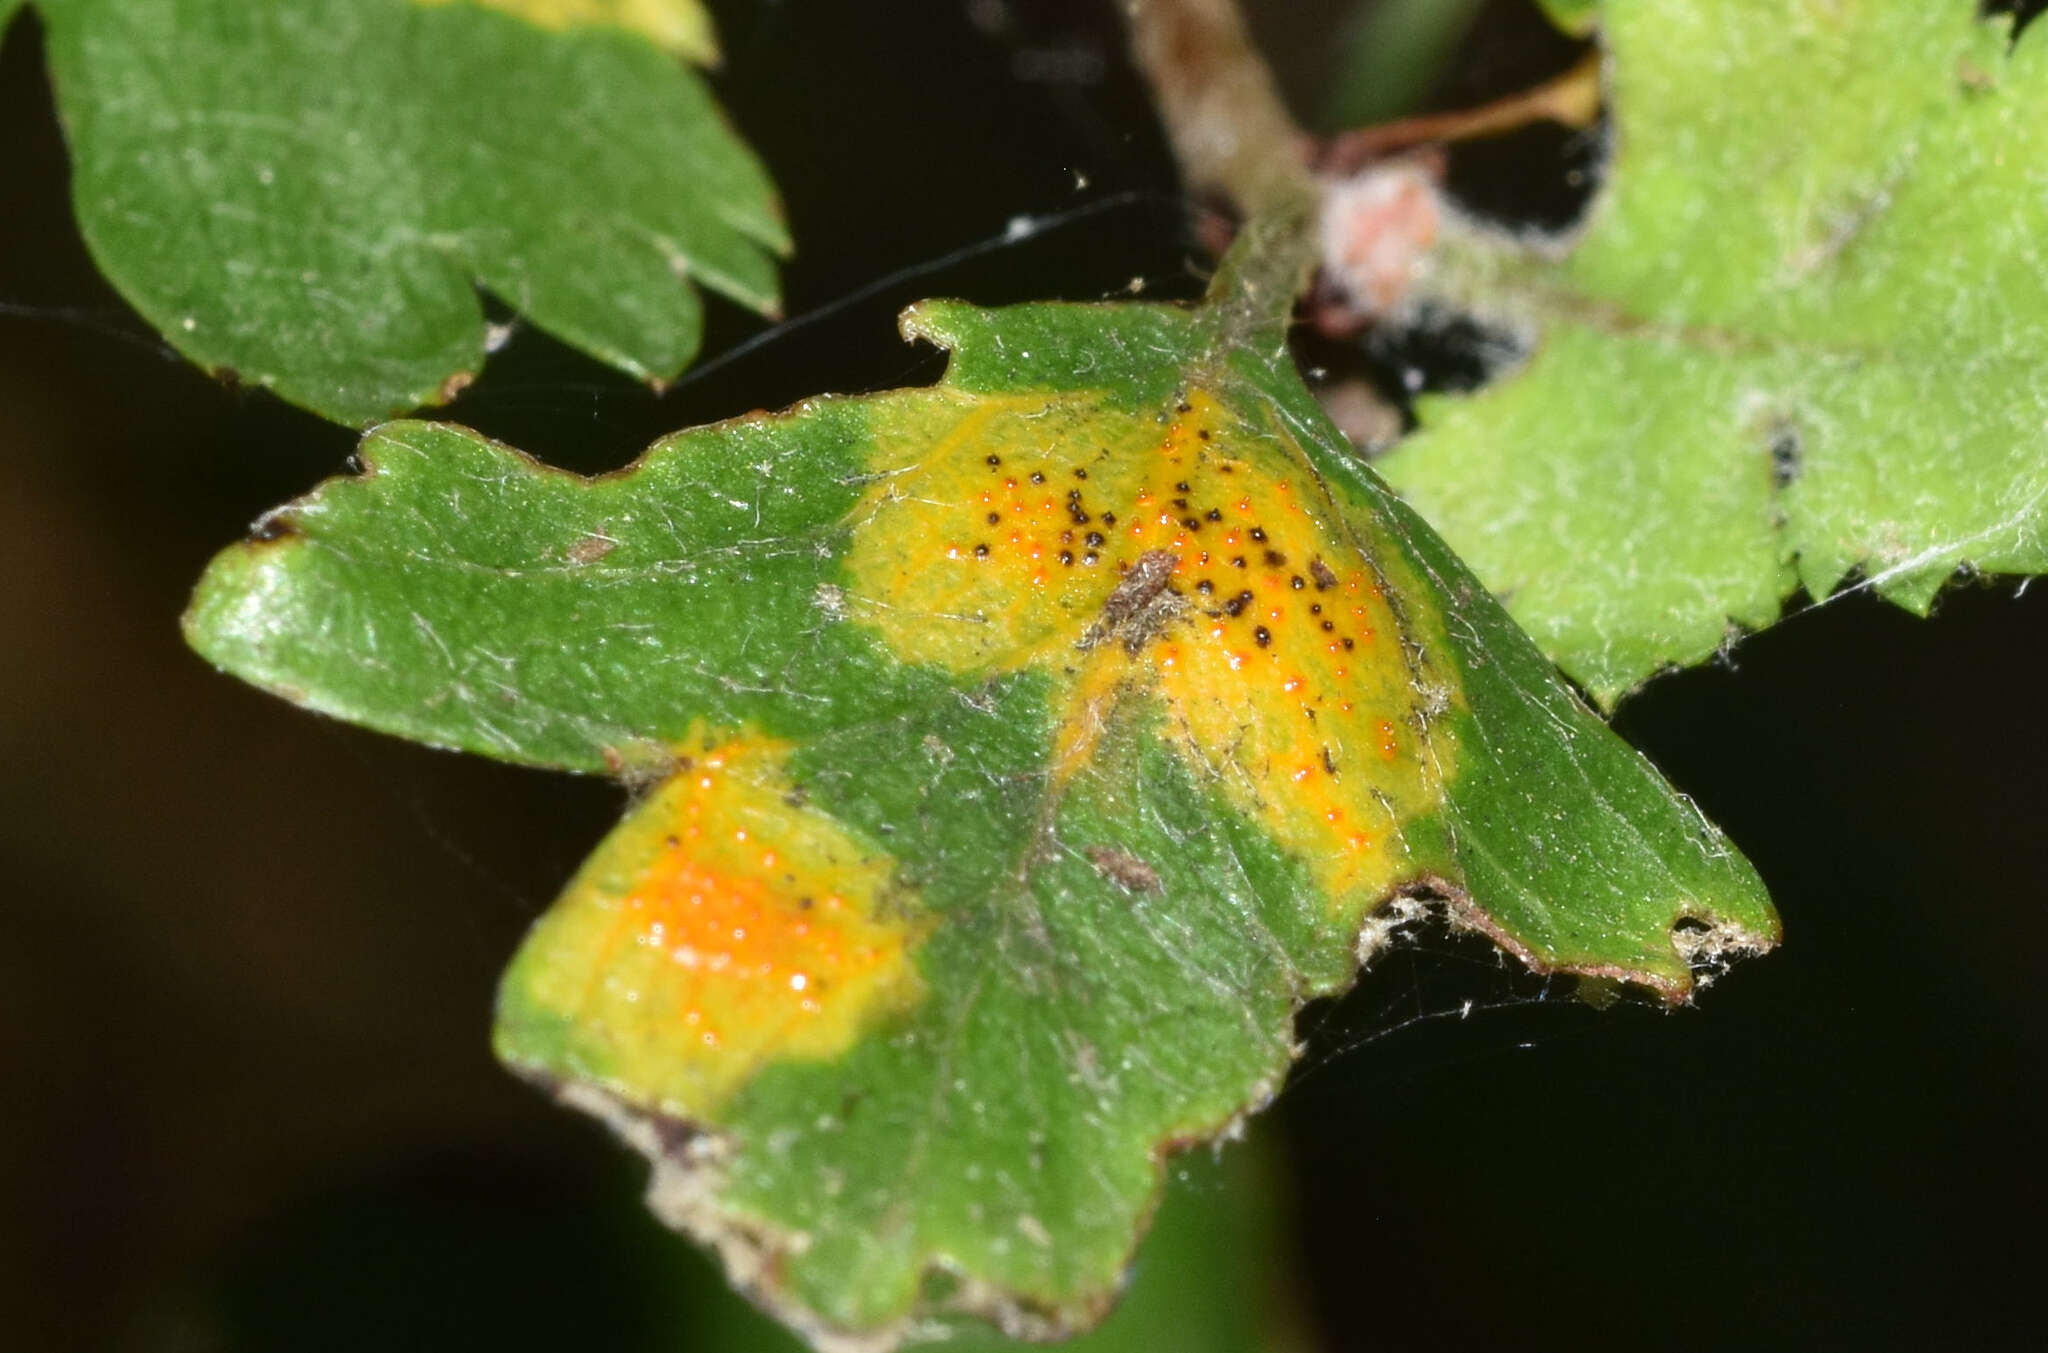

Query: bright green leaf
[28,0,784,426]
[185,289,1774,1347]
[1379,0,2048,704]
[1533,0,1597,37]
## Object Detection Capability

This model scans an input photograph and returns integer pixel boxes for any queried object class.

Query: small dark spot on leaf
[1087,845,1162,893]
[567,534,616,565]
[1769,421,1803,489]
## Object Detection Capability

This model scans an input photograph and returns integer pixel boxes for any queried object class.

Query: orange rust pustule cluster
[858,387,1435,902]
[587,747,899,1052]
[501,735,919,1114]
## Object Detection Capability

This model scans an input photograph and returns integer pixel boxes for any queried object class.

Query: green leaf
[1533,0,1597,37]
[1322,0,1486,128]
[686,1143,1308,1353]
[424,0,722,65]
[29,0,784,426]
[186,291,1774,1347]
[1377,0,2048,705]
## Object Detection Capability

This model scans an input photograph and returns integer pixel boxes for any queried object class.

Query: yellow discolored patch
[500,731,922,1115]
[845,388,1451,908]
[418,0,720,64]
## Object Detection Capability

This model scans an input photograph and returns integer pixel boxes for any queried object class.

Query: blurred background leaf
[14,0,784,426]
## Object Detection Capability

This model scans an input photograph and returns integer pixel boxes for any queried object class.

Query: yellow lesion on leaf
[497,730,922,1116]
[845,387,1452,910]
[417,0,720,64]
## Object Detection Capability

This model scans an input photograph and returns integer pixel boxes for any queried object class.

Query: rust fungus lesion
[1086,844,1163,893]
[496,728,926,1117]
[1079,548,1186,655]
[843,384,1452,912]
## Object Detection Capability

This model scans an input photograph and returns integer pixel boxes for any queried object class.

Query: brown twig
[1122,0,1321,342]
[1318,51,1603,176]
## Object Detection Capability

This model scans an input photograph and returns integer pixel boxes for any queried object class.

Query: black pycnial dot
[1074,468,1088,479]
[1172,498,1189,510]
[1342,637,1355,650]
[1059,551,1073,565]
[1264,549,1287,567]
[1206,509,1222,521]
[1176,402,1192,414]
[1102,512,1117,526]
[1085,532,1105,547]
[1031,472,1046,484]
[1250,527,1267,543]
[1320,619,1334,631]
[1230,556,1247,568]
[1182,517,1201,530]
[986,512,1001,525]
[1197,428,1211,440]
[1224,594,1248,616]
[1310,603,1322,614]
[985,454,1000,466]
[1290,575,1305,590]
[1084,551,1099,565]
[1174,481,1190,492]
[1197,579,1214,594]
[974,543,989,557]
[1254,626,1272,647]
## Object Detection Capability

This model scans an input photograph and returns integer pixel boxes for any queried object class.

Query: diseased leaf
[1379,0,2048,705]
[421,0,720,64]
[185,288,1774,1348]
[26,0,783,426]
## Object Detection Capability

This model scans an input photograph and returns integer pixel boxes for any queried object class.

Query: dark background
[4,2,2045,1350]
